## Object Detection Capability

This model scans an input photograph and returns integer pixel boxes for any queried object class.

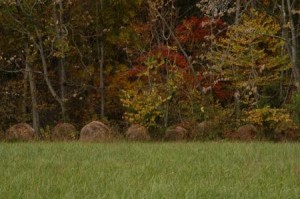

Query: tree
[207,10,290,110]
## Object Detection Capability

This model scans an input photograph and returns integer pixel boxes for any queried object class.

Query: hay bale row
[3,121,299,142]
[3,121,152,142]
[164,121,212,141]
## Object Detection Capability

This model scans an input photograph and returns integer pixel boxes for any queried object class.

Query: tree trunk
[58,0,66,118]
[33,28,66,120]
[235,0,241,24]
[234,91,240,118]
[53,0,67,120]
[22,64,29,121]
[96,0,105,118]
[25,45,40,136]
[287,0,300,91]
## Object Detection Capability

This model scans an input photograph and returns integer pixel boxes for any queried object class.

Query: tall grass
[0,142,299,198]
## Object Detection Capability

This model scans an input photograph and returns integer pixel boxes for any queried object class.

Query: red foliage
[135,45,189,69]
[176,17,226,44]
[123,45,190,87]
[212,81,234,102]
[126,66,146,78]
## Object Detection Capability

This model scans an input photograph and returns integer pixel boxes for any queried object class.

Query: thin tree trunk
[234,91,240,118]
[287,0,300,91]
[100,40,105,118]
[33,29,66,119]
[235,0,241,24]
[22,65,29,121]
[58,0,66,112]
[53,0,67,120]
[25,45,40,136]
[96,0,105,118]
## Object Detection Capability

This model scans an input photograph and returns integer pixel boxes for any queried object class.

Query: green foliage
[40,125,51,140]
[287,92,300,125]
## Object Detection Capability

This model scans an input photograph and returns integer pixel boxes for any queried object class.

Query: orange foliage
[212,81,234,103]
[135,45,188,69]
[176,17,226,44]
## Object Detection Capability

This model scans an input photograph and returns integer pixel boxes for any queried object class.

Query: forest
[0,0,300,141]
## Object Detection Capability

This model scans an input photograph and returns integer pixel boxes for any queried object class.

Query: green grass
[0,142,299,199]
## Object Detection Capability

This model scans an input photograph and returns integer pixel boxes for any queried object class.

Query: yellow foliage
[244,106,294,131]
[120,53,184,127]
[207,9,290,106]
[120,87,167,127]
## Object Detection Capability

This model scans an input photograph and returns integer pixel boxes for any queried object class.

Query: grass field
[0,142,299,199]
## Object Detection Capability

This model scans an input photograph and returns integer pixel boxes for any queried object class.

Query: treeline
[0,0,300,140]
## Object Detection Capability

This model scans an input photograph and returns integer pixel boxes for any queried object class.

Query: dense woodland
[0,0,300,140]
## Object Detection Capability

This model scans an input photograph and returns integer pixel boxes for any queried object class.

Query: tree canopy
[0,0,299,139]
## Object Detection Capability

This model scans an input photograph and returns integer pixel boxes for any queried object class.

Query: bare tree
[25,44,40,135]
[53,0,67,120]
[96,0,105,118]
[278,0,300,91]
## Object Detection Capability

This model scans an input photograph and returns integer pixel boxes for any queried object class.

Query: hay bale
[230,124,258,141]
[80,121,113,142]
[164,126,187,141]
[125,124,150,141]
[274,127,300,141]
[52,123,78,141]
[197,121,210,133]
[195,121,212,139]
[6,123,35,141]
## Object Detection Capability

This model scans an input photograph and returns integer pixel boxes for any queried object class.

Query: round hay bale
[164,126,187,141]
[80,121,113,142]
[6,123,35,141]
[125,124,150,141]
[195,121,212,139]
[52,123,78,141]
[197,121,210,133]
[274,127,300,141]
[232,124,258,141]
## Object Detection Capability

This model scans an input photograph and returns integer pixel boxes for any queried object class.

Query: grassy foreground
[0,142,299,199]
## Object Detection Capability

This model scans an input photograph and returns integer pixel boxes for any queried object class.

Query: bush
[244,106,295,139]
[40,126,51,140]
[120,87,167,128]
[287,92,300,125]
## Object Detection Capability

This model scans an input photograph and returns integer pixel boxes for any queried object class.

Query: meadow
[0,142,299,199]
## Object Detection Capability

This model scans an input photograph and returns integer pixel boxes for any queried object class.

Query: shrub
[40,125,51,140]
[120,87,168,128]
[244,106,295,139]
[287,92,300,125]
